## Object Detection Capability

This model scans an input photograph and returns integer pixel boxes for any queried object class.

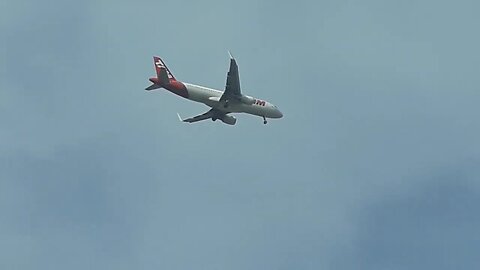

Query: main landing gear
[262,116,267,125]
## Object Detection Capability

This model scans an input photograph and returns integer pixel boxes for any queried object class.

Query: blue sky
[2,0,480,269]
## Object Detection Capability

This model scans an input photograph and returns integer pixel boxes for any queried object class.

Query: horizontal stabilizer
[145,84,161,91]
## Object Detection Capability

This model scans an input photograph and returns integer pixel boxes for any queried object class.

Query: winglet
[177,113,184,122]
[228,50,234,60]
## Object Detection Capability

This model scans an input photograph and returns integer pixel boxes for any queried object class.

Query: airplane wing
[220,53,241,102]
[178,109,225,123]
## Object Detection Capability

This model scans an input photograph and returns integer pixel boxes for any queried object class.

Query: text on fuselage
[255,99,266,106]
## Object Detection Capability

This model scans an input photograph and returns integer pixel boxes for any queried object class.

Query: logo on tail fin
[155,60,164,69]
[154,57,175,80]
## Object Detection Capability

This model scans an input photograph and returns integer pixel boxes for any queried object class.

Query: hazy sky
[2,0,480,269]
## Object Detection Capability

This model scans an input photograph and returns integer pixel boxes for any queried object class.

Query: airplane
[145,52,283,125]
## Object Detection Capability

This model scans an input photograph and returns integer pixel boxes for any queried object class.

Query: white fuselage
[183,83,283,119]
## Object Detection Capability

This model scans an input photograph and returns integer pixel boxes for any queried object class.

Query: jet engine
[220,115,237,125]
[239,95,255,105]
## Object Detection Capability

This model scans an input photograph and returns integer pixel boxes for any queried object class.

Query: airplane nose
[275,109,283,118]
[269,103,283,118]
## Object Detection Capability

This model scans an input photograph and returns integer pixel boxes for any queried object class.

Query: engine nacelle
[220,115,237,125]
[239,95,255,105]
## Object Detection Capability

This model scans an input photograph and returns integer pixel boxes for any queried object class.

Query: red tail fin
[153,56,176,81]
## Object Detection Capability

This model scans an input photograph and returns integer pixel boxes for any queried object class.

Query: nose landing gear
[262,116,267,124]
